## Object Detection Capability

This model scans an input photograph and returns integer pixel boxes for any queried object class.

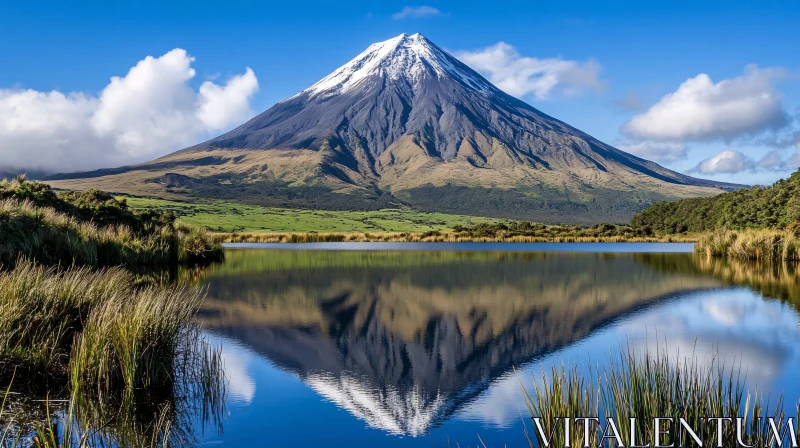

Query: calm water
[191,243,800,447]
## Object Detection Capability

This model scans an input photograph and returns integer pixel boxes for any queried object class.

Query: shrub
[632,169,800,233]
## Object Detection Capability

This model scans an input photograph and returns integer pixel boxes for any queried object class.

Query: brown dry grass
[695,229,800,261]
[218,231,700,243]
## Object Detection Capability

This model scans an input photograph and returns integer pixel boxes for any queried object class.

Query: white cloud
[392,6,445,20]
[198,68,258,129]
[455,42,605,100]
[617,141,687,163]
[757,149,787,170]
[702,299,746,326]
[623,65,789,142]
[694,149,754,175]
[757,142,800,171]
[0,49,258,173]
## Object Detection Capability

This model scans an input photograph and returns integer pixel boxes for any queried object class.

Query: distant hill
[632,170,800,233]
[46,33,741,224]
[1,169,51,181]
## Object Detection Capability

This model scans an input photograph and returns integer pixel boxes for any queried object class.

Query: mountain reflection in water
[196,249,741,437]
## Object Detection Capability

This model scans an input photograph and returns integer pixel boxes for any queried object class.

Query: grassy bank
[1,177,223,267]
[524,349,796,448]
[695,229,800,261]
[0,199,222,268]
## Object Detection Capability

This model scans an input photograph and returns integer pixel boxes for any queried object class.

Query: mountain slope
[47,33,741,224]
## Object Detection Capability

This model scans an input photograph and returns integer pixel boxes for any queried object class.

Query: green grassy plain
[123,197,499,233]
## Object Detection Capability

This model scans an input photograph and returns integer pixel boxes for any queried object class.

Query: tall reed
[69,283,204,396]
[0,260,226,447]
[0,260,209,394]
[0,262,131,376]
[695,229,800,262]
[522,348,795,448]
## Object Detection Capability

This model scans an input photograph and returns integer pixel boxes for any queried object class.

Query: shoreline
[217,231,700,244]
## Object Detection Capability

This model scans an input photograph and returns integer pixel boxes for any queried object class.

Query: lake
[191,243,800,447]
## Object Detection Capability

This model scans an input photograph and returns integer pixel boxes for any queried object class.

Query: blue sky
[1,0,798,184]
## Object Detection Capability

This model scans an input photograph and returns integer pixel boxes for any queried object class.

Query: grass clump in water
[70,283,203,396]
[0,260,225,446]
[0,260,206,395]
[522,348,796,448]
[695,229,800,261]
[0,261,131,377]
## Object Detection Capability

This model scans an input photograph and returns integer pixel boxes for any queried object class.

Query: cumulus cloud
[392,6,445,20]
[455,42,605,100]
[691,134,800,176]
[617,141,688,163]
[623,65,790,142]
[757,149,787,170]
[754,141,800,171]
[0,49,258,173]
[693,149,755,175]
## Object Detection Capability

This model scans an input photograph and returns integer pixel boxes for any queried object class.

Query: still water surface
[194,243,800,447]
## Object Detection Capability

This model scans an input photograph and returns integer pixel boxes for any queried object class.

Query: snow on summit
[302,33,494,98]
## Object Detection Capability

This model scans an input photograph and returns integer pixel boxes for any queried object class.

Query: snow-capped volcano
[301,33,494,98]
[48,33,741,223]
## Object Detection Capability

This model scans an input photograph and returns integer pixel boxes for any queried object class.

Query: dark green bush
[632,169,800,233]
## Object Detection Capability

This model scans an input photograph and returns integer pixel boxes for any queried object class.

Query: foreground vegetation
[0,177,227,446]
[0,260,225,446]
[0,178,223,267]
[524,348,797,448]
[0,261,202,389]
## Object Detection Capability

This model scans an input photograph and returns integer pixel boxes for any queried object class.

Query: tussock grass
[0,199,223,268]
[69,283,203,396]
[0,260,226,446]
[523,349,795,448]
[695,229,800,261]
[0,260,206,393]
[0,262,131,376]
